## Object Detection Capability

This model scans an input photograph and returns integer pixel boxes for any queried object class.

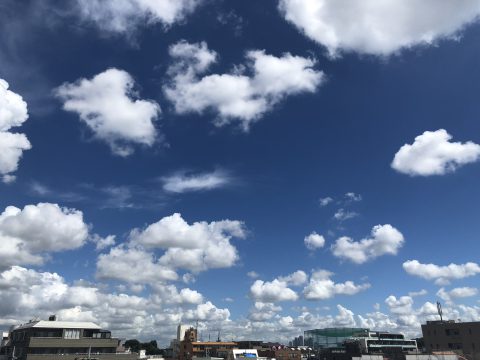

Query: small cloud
[223,297,234,302]
[408,289,428,297]
[333,208,358,221]
[345,192,362,202]
[91,234,116,251]
[304,231,326,250]
[319,196,333,206]
[247,271,259,279]
[182,273,196,284]
[162,170,231,193]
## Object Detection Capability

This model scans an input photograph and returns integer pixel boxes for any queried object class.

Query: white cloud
[437,287,478,304]
[333,208,358,221]
[76,0,204,34]
[408,289,428,297]
[303,270,370,300]
[247,271,259,279]
[249,302,282,321]
[403,260,480,285]
[96,246,178,283]
[278,0,480,56]
[392,129,480,176]
[385,295,414,315]
[0,79,31,183]
[129,213,246,272]
[304,231,325,250]
[91,234,116,251]
[279,270,308,286]
[0,203,89,270]
[250,279,299,303]
[164,40,324,130]
[331,224,404,264]
[162,170,231,193]
[183,301,230,322]
[319,196,333,206]
[345,192,362,202]
[55,68,161,156]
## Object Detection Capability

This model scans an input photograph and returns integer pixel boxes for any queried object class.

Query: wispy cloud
[161,170,232,193]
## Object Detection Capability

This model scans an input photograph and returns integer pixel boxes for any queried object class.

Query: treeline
[124,339,163,355]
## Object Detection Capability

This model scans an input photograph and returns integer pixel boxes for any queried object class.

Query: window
[64,329,80,339]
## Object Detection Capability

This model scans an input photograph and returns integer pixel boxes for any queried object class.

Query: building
[178,328,238,360]
[2,317,137,360]
[422,320,480,360]
[257,347,302,360]
[350,331,417,354]
[304,328,369,349]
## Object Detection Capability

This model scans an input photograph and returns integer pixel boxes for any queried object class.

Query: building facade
[304,328,369,349]
[422,320,480,360]
[350,331,417,354]
[2,318,136,360]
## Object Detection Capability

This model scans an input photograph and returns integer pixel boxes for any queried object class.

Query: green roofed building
[304,328,369,349]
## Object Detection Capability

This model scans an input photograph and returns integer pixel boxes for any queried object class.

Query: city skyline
[1,0,480,346]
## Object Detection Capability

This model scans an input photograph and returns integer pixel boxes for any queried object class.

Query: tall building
[2,317,137,360]
[178,328,237,360]
[422,320,480,360]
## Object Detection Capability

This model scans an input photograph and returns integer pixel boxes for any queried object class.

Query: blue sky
[1,0,480,346]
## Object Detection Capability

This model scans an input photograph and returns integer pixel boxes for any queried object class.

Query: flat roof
[14,320,101,330]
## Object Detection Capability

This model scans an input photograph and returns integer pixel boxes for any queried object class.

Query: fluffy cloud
[437,287,478,303]
[0,79,31,183]
[304,231,325,250]
[96,246,178,283]
[250,279,299,303]
[403,260,480,285]
[278,0,480,56]
[76,0,203,34]
[279,270,308,286]
[162,170,231,193]
[55,68,161,156]
[129,213,246,272]
[303,270,370,300]
[0,203,89,270]
[331,224,404,264]
[392,129,480,176]
[249,302,282,321]
[164,40,324,130]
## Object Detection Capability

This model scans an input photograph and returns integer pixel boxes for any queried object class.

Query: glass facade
[304,328,369,349]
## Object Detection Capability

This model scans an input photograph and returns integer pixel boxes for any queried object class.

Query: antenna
[217,330,221,342]
[437,301,443,322]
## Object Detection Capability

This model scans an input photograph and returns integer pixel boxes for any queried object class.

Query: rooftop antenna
[437,301,443,322]
[217,330,221,342]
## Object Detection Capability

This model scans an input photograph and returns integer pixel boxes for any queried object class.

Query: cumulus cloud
[403,260,480,285]
[303,270,370,300]
[162,170,231,193]
[392,129,480,176]
[250,279,299,303]
[249,302,282,321]
[0,79,31,183]
[408,289,428,297]
[331,224,404,264]
[279,270,308,286]
[96,246,178,283]
[129,213,246,273]
[345,192,362,202]
[304,231,325,250]
[0,203,89,270]
[75,0,204,34]
[278,0,480,56]
[55,68,161,156]
[164,40,324,130]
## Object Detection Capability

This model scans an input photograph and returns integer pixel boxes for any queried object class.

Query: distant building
[304,328,369,349]
[290,336,304,347]
[2,317,137,360]
[422,320,480,360]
